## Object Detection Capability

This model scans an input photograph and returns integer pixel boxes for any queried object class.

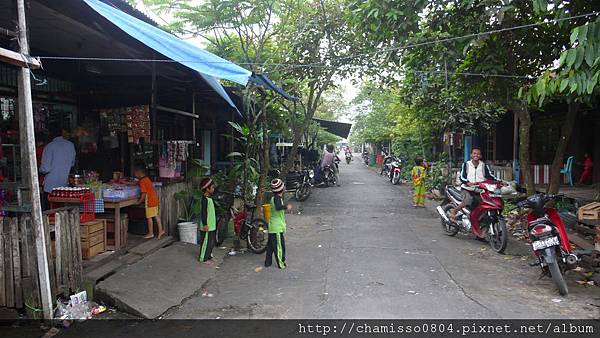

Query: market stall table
[103,197,139,250]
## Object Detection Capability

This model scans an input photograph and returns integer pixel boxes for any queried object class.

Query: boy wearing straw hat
[198,177,217,265]
[265,178,289,269]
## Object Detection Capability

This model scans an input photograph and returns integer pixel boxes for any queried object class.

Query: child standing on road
[265,179,288,269]
[134,164,165,240]
[411,157,427,208]
[198,178,217,265]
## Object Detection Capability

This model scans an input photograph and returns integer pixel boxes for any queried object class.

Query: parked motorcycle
[291,169,314,201]
[436,180,510,253]
[389,158,402,185]
[514,194,578,296]
[380,155,396,176]
[362,152,369,166]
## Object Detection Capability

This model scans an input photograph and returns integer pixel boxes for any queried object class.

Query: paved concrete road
[164,158,600,319]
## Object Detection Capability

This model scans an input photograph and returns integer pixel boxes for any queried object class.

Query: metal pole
[16,0,53,320]
[192,93,196,141]
[444,58,452,183]
[151,55,157,141]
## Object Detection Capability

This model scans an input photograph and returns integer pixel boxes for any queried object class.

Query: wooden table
[48,195,139,250]
[103,197,139,250]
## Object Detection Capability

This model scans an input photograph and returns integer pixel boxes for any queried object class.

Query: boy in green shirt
[199,178,217,265]
[265,178,289,269]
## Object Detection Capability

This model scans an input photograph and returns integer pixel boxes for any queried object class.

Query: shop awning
[313,118,352,139]
[84,0,251,110]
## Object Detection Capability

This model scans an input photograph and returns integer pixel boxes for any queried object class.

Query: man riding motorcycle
[449,147,499,223]
[321,144,340,186]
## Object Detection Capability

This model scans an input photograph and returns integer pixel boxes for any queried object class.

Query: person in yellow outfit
[411,157,427,208]
[265,179,289,269]
[134,164,165,239]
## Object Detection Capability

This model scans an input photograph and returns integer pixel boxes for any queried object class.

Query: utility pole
[16,0,53,320]
[444,58,453,184]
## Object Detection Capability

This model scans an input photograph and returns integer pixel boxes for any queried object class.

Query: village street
[159,158,600,320]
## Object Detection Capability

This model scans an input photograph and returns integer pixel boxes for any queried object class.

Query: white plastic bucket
[177,221,197,244]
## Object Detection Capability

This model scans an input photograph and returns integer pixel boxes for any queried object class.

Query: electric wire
[34,10,600,72]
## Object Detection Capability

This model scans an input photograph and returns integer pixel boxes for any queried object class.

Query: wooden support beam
[0,47,41,69]
[16,0,53,320]
[156,105,199,119]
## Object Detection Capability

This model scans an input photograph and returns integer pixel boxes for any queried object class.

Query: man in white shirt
[40,124,76,209]
[450,147,498,221]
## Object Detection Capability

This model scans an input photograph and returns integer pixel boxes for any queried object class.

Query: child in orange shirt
[134,164,165,240]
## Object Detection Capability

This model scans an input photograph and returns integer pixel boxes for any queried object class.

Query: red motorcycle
[437,180,509,253]
[514,194,578,296]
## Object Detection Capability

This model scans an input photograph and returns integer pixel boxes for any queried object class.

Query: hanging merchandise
[168,141,176,169]
[124,105,151,144]
[159,141,192,178]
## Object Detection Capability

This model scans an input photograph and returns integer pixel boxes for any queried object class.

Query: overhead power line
[34,10,600,74]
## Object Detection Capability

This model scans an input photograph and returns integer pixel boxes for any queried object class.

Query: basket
[262,204,271,223]
[80,192,95,223]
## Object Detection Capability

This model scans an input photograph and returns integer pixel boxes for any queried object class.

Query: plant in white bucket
[174,190,203,244]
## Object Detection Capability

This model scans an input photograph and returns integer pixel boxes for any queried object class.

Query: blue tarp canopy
[84,0,252,110]
[249,74,298,101]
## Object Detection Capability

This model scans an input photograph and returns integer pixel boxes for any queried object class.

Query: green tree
[527,15,600,193]
[349,0,599,194]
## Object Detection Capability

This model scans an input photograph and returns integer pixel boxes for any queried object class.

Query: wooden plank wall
[0,208,83,313]
[157,182,191,237]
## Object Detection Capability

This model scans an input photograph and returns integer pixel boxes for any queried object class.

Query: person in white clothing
[450,147,498,222]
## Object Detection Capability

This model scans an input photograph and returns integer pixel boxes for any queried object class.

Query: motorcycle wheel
[247,219,268,254]
[488,219,507,253]
[392,173,400,185]
[295,184,311,201]
[346,158,351,164]
[440,204,459,236]
[215,214,229,246]
[323,172,332,187]
[548,259,569,296]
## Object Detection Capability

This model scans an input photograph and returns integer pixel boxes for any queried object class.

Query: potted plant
[174,190,203,244]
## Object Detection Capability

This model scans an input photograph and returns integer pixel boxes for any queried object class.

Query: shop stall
[0,0,249,262]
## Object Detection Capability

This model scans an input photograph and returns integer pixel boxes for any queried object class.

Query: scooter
[380,155,396,176]
[389,158,402,185]
[436,180,510,253]
[514,194,579,296]
[362,152,369,166]
[345,152,352,164]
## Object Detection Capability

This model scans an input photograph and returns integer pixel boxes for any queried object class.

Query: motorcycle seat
[530,216,554,227]
[245,203,257,210]
[447,186,464,201]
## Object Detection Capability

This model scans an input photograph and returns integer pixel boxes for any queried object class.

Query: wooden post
[16,0,53,320]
